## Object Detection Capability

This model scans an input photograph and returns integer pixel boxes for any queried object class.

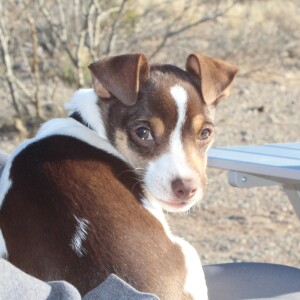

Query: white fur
[0,118,123,208]
[0,165,12,209]
[0,229,7,258]
[65,89,107,140]
[0,138,37,209]
[141,197,171,236]
[144,85,202,212]
[37,118,123,161]
[143,197,207,299]
[0,111,125,210]
[70,216,89,257]
[169,85,200,182]
[174,237,208,300]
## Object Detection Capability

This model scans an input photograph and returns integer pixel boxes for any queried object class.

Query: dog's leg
[142,199,208,299]
[173,237,208,300]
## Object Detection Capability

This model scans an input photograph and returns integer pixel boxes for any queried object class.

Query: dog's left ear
[89,53,149,106]
[186,53,238,105]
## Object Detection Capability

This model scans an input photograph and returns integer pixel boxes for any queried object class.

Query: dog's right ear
[88,53,149,106]
[186,53,238,105]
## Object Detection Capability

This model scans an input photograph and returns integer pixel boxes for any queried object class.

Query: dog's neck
[65,89,107,140]
[69,111,93,131]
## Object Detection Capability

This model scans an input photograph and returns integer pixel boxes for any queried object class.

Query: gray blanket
[0,258,159,300]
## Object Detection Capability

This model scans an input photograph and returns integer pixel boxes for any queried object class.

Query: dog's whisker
[133,167,146,172]
[130,178,145,192]
[118,168,147,178]
[117,169,135,177]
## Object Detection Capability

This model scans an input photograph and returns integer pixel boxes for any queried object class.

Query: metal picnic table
[208,142,300,219]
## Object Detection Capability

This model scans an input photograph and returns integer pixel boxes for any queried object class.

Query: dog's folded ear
[89,53,149,106]
[186,53,238,105]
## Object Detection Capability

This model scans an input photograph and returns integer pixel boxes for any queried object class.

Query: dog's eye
[199,128,211,140]
[135,127,153,141]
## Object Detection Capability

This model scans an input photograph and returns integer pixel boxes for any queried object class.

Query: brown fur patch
[191,115,205,135]
[114,129,146,170]
[150,117,165,138]
[0,136,192,299]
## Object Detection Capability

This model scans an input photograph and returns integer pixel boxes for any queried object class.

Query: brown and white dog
[0,53,237,299]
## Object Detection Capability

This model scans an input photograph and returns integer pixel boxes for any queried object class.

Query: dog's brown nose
[171,178,197,200]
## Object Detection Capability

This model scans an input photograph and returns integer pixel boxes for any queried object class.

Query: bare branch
[87,2,96,55]
[0,9,21,116]
[149,0,240,59]
[104,0,127,55]
[27,13,41,118]
[74,0,93,87]
[92,5,120,60]
[169,0,239,37]
[76,28,87,87]
[73,0,80,33]
[88,3,119,61]
[56,0,68,43]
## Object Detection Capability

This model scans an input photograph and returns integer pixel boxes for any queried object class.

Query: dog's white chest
[142,199,208,299]
[174,237,208,300]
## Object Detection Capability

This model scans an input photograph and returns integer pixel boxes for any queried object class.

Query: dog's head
[88,53,238,212]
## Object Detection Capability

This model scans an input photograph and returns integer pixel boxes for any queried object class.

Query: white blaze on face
[144,85,202,212]
[169,85,188,167]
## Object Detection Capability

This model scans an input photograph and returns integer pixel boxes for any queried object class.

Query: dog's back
[0,135,193,298]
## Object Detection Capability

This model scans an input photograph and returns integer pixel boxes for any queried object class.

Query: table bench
[208,142,300,218]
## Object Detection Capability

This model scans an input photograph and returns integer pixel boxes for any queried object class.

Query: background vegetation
[1,0,299,130]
